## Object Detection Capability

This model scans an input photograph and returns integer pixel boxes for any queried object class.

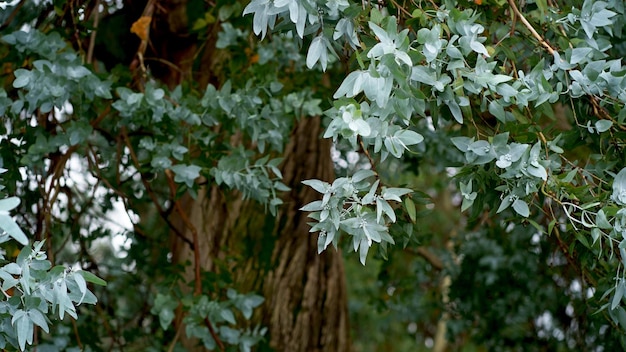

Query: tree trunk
[146,2,351,350]
[172,117,350,351]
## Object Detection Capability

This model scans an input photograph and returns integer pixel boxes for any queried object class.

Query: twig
[389,0,412,17]
[433,276,450,352]
[408,247,444,270]
[358,137,377,172]
[0,0,27,31]
[95,303,117,346]
[167,320,184,352]
[120,127,195,249]
[90,104,112,128]
[508,0,555,55]
[552,225,596,286]
[173,200,201,293]
[426,0,439,10]
[143,57,184,74]
[71,317,83,350]
[119,121,222,350]
[205,317,226,351]
[86,145,126,198]
[589,96,626,131]
[164,170,202,295]
[86,0,101,65]
[68,0,84,55]
[42,143,78,261]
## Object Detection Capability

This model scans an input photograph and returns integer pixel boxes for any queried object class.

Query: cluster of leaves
[151,289,265,351]
[0,241,105,351]
[452,132,554,217]
[1,28,318,212]
[300,169,413,264]
[243,0,626,339]
[213,152,289,215]
[0,22,305,351]
[0,170,104,351]
[5,0,626,349]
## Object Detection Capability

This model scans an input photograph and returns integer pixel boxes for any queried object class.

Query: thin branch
[41,105,111,250]
[86,0,101,65]
[426,0,439,10]
[205,317,226,352]
[0,0,27,31]
[120,122,222,349]
[358,137,377,172]
[167,320,184,352]
[120,127,195,249]
[42,143,78,261]
[71,317,83,350]
[172,201,201,291]
[433,276,451,352]
[95,303,118,346]
[68,0,84,55]
[552,225,597,286]
[164,170,202,295]
[143,57,184,73]
[407,246,444,270]
[86,146,126,198]
[90,104,112,128]
[589,95,626,131]
[389,0,412,17]
[508,0,555,55]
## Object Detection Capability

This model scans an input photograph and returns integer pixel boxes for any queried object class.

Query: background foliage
[1,0,626,350]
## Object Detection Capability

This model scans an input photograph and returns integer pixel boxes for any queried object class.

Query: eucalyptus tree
[1,0,626,351]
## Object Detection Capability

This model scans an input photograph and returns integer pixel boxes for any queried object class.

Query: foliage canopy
[2,0,626,350]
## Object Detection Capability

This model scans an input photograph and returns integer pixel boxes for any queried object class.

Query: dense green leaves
[3,0,626,349]
[258,0,626,345]
[301,170,411,264]
[0,239,103,350]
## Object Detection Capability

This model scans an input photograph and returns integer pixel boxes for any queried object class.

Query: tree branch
[167,319,184,352]
[0,0,27,31]
[407,246,444,270]
[120,127,195,249]
[508,0,555,55]
[205,317,226,351]
[86,0,101,65]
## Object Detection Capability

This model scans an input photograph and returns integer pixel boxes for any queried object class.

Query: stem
[508,0,555,55]
[167,320,184,352]
[86,0,100,65]
[120,127,195,249]
[408,247,444,270]
[164,170,202,296]
[358,137,377,172]
[205,317,226,351]
[0,0,27,31]
[71,318,83,350]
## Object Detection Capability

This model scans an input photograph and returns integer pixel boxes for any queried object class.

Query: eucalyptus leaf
[595,120,613,133]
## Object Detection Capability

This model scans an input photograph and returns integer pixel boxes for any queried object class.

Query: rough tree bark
[173,117,350,352]
[144,1,351,351]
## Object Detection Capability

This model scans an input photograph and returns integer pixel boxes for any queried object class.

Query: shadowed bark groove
[172,117,350,351]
